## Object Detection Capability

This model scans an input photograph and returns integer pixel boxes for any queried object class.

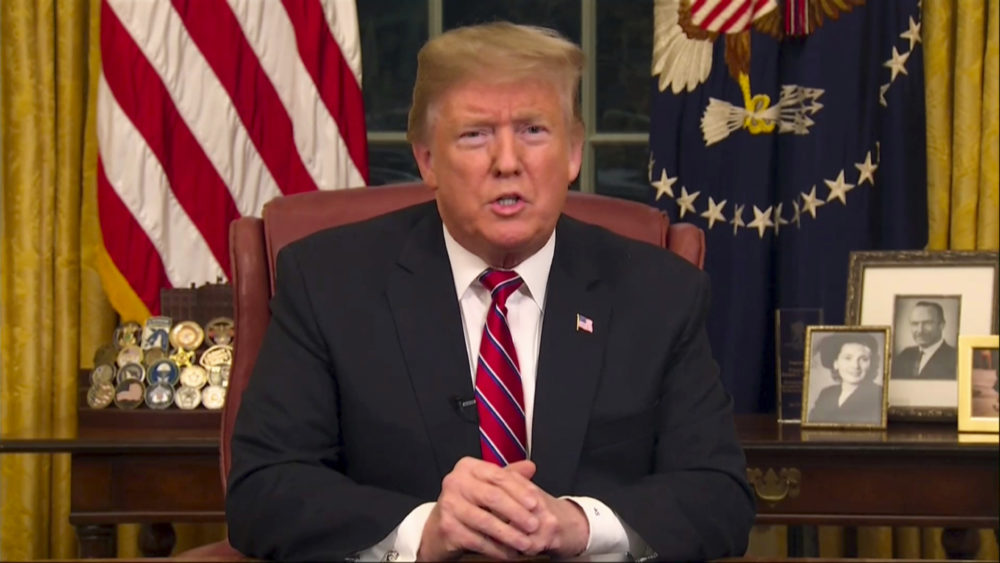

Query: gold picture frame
[957,335,1000,433]
[801,325,891,430]
[845,250,999,421]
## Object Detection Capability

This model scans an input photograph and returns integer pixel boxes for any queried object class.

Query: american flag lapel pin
[576,313,594,333]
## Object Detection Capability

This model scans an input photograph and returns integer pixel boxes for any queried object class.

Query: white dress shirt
[358,225,634,561]
[917,338,945,374]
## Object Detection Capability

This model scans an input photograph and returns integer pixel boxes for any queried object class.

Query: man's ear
[412,143,437,188]
[566,123,584,182]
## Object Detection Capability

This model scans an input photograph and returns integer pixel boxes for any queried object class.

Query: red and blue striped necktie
[475,269,527,466]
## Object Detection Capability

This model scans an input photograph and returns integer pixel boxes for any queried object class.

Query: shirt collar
[920,337,945,356]
[442,224,555,309]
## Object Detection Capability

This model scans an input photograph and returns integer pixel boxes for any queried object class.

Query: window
[358,0,652,199]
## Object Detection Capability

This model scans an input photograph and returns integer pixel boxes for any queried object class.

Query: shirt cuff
[561,496,629,556]
[354,502,436,562]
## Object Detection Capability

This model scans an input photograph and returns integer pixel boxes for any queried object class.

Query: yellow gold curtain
[2,1,225,558]
[1,0,116,559]
[927,0,1000,251]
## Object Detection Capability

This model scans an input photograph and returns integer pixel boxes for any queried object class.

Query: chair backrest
[221,182,705,487]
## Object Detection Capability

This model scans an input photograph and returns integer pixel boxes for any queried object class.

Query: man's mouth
[496,195,521,206]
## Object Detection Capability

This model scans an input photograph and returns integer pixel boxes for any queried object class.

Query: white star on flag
[900,17,921,50]
[884,46,910,82]
[747,205,774,239]
[879,83,890,107]
[800,186,825,219]
[730,204,746,236]
[675,186,700,218]
[773,202,789,236]
[700,197,727,229]
[650,169,678,201]
[791,200,803,228]
[855,151,878,186]
[824,170,856,205]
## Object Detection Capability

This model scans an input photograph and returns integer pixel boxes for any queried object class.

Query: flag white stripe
[105,0,282,217]
[227,0,366,191]
[319,0,363,85]
[700,0,748,31]
[97,74,226,287]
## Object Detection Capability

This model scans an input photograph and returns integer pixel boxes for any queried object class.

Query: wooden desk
[2,414,997,558]
[1,410,222,558]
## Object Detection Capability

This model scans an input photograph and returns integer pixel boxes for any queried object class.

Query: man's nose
[491,128,522,177]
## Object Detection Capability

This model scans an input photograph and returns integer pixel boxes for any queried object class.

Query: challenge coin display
[201,384,226,410]
[113,321,143,348]
[87,383,115,409]
[180,365,208,389]
[117,362,146,385]
[114,379,145,409]
[145,382,175,410]
[200,345,233,369]
[207,364,231,387]
[93,343,118,367]
[170,321,205,351]
[116,344,144,368]
[142,316,173,351]
[90,364,115,386]
[170,347,195,368]
[143,347,167,368]
[175,386,202,410]
[205,317,235,346]
[147,359,180,386]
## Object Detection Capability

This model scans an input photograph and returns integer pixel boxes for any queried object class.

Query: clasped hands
[418,457,589,560]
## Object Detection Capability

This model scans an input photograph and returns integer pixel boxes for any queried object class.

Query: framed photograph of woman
[845,250,999,420]
[801,326,891,430]
[957,335,1000,433]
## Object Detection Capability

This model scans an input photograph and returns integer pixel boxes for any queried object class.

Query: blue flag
[648,0,926,412]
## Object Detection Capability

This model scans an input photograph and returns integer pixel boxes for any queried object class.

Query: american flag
[96,0,367,320]
[576,314,594,334]
[689,0,777,33]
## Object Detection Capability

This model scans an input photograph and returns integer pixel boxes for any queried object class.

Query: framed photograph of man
[845,250,999,420]
[891,296,961,381]
[801,326,890,430]
[957,335,1000,433]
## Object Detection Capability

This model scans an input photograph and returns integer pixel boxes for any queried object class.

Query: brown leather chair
[179,182,704,558]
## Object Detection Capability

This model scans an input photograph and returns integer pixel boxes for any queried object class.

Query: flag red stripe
[97,159,171,315]
[691,0,709,15]
[101,0,236,277]
[718,0,752,33]
[282,0,369,183]
[171,0,317,196]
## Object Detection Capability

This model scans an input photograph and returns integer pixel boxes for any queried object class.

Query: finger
[504,459,537,480]
[473,463,540,513]
[452,500,535,554]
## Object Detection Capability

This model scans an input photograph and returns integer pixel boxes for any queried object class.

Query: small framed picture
[957,335,1000,433]
[845,250,999,420]
[801,326,891,430]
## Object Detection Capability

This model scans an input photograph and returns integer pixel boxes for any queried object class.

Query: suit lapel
[386,207,480,479]
[531,217,612,495]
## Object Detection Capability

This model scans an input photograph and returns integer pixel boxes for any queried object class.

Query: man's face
[412,77,583,267]
[909,305,944,347]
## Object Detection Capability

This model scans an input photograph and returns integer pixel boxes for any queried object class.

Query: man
[892,301,958,380]
[226,22,754,561]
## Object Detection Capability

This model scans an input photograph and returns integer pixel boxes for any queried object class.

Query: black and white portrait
[891,296,961,381]
[803,328,889,428]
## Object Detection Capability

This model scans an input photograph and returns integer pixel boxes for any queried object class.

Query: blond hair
[406,22,584,144]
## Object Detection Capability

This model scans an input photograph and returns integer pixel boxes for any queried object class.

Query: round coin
[145,382,175,410]
[179,365,208,389]
[114,379,145,409]
[113,321,143,348]
[175,385,202,410]
[199,344,233,369]
[116,344,144,368]
[116,362,146,385]
[147,359,180,386]
[170,321,206,351]
[90,364,116,386]
[207,364,231,387]
[93,343,119,367]
[201,384,226,410]
[143,347,167,368]
[87,383,115,409]
[205,317,235,346]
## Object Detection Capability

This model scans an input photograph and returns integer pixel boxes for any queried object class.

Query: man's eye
[524,125,546,134]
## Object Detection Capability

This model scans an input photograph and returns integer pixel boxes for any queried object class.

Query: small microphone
[451,395,478,424]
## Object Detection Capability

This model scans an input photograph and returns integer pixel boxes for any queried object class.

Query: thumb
[505,459,536,479]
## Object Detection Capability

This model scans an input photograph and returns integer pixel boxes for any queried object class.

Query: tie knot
[479,269,523,306]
